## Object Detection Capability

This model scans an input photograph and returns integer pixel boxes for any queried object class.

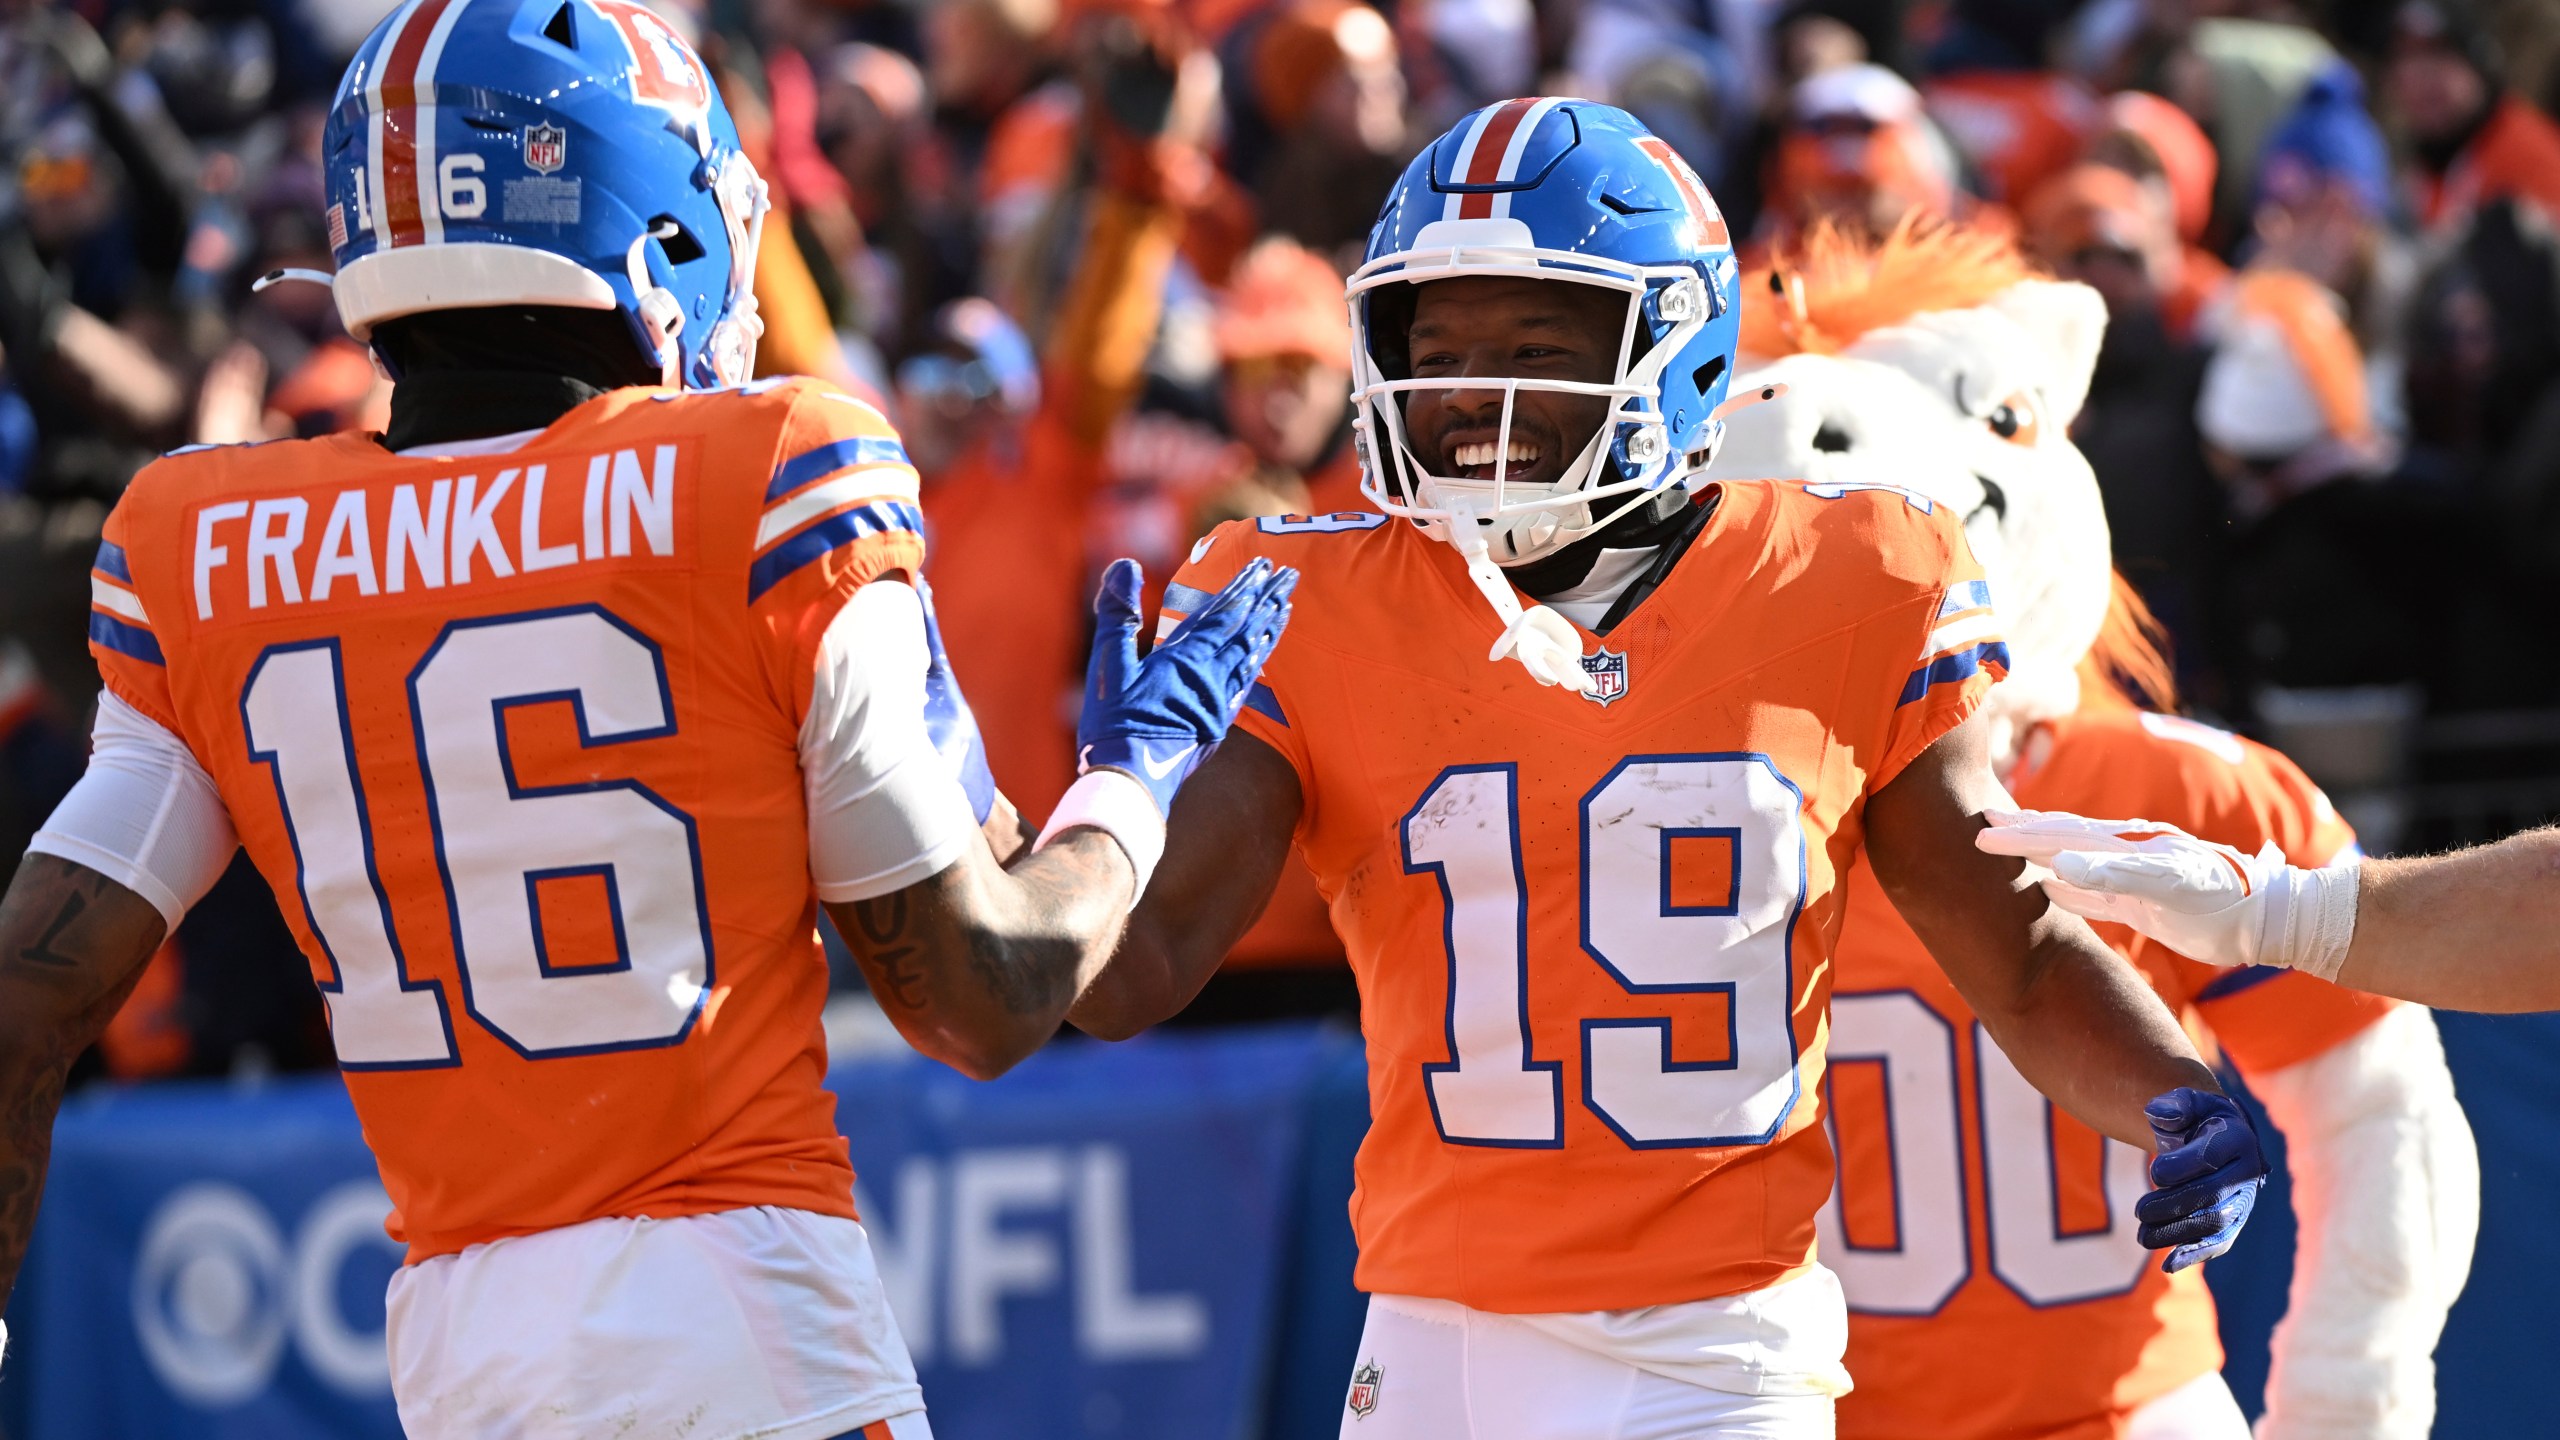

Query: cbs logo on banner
[130,1180,401,1406]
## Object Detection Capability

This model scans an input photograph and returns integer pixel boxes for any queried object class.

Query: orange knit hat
[2103,91,2217,245]
[1215,236,1353,365]
[1253,0,1395,132]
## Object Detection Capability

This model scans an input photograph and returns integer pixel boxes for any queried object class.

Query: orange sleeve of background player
[1042,187,1186,449]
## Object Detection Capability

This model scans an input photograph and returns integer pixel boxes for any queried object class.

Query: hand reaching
[1077,557,1297,817]
[2137,1087,2268,1273]
[1974,808,2358,978]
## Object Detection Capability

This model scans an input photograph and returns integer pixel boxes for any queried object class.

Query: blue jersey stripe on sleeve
[90,611,165,665]
[1936,578,1992,619]
[94,540,133,582]
[764,435,912,502]
[746,501,922,601]
[1161,581,1215,617]
[1245,681,1289,728]
[2194,965,2285,1002]
[1895,640,2009,707]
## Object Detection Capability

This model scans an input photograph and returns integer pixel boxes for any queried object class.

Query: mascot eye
[1986,392,2041,447]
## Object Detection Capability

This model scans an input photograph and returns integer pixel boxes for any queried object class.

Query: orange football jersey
[86,380,934,1262]
[1165,479,2007,1313]
[1828,706,2396,1440]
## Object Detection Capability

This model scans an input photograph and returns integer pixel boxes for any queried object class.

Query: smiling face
[1400,275,1626,493]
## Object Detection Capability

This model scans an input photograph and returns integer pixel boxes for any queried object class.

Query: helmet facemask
[1349,239,1724,568]
[627,149,770,389]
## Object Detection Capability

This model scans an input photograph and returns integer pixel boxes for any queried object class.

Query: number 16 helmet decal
[1350,99,1742,565]
[315,0,768,390]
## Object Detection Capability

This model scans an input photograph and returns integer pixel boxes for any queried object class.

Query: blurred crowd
[4,0,2559,1078]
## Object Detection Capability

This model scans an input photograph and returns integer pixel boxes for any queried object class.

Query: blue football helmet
[311,0,768,390]
[1349,98,1742,565]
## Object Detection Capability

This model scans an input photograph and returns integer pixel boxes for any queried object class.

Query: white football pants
[1338,1293,1835,1439]
[2126,1371,2251,1440]
[386,1205,931,1440]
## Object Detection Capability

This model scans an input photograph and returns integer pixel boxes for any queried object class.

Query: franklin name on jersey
[87,379,935,1263]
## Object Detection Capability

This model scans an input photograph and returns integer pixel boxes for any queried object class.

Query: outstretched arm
[2343,832,2560,1009]
[1067,728,1304,1040]
[0,855,168,1310]
[830,557,1296,1076]
[1870,713,2261,1271]
[1866,711,2222,1146]
[828,830,1135,1079]
[1979,813,2560,1011]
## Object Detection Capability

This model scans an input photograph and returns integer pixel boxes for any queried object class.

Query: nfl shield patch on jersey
[1581,647,1628,705]
[1347,1360,1383,1419]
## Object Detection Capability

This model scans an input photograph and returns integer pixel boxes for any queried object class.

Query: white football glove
[1974,808,2360,979]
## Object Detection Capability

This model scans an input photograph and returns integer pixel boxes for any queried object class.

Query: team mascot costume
[1709,221,2477,1440]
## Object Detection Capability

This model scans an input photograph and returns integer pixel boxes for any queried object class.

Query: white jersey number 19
[1403,753,1808,1150]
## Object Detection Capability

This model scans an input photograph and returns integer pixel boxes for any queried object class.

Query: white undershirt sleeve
[28,690,240,929]
[801,579,982,903]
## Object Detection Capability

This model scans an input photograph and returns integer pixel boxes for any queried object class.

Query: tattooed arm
[824,828,1133,1080]
[0,855,169,1308]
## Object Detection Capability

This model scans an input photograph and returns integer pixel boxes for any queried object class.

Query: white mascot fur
[1708,222,2477,1439]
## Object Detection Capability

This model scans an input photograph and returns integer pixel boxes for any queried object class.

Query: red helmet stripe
[376,0,464,248]
[1457,98,1539,219]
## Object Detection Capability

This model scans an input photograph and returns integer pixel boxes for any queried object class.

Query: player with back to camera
[0,4,1295,1438]
[1065,97,2268,1438]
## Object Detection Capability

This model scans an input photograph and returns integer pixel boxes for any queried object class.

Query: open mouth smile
[1447,438,1542,481]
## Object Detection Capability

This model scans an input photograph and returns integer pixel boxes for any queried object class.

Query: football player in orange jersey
[1711,218,2476,1440]
[1069,98,2266,1439]
[0,5,1293,1438]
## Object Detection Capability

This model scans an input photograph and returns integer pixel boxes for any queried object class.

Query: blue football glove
[2135,1087,2268,1273]
[1077,556,1297,815]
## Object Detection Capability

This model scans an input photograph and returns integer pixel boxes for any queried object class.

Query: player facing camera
[1380,275,1707,597]
[1346,99,1742,690]
[1083,98,2275,1439]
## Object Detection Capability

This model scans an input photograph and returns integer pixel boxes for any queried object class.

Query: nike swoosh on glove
[1972,808,2360,977]
[1077,556,1297,816]
[2136,1087,2268,1273]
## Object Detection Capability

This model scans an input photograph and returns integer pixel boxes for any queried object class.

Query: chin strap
[251,268,335,294]
[1450,508,1596,695]
[625,221,686,390]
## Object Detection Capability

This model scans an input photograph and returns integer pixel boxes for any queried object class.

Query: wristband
[2264,858,2361,982]
[1034,769,1166,905]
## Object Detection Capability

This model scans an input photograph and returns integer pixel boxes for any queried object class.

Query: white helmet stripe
[1438,103,1505,222]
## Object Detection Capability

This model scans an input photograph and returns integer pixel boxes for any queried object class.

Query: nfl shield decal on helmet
[1582,648,1629,705]
[1348,1360,1383,1419]
[524,123,567,175]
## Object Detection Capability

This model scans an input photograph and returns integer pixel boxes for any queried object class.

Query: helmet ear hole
[650,218,706,266]
[542,3,576,49]
[1692,355,1725,399]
